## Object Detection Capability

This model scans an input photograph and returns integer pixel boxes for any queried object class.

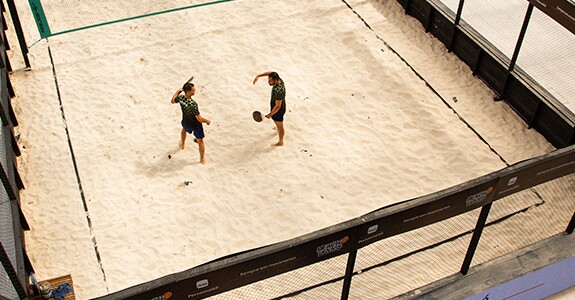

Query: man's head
[183,82,196,97]
[267,72,280,86]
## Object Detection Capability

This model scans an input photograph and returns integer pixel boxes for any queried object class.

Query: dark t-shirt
[270,79,286,115]
[175,94,201,128]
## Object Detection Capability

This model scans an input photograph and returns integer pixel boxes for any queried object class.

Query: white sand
[7,0,556,298]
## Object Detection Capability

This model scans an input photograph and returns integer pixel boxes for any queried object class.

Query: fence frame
[403,0,575,147]
[9,0,575,299]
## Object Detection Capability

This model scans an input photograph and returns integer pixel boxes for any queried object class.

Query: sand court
[7,0,555,298]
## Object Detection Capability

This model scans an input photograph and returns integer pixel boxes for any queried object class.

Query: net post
[28,0,51,39]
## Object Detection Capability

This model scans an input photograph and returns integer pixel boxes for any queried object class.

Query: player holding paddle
[171,81,211,164]
[253,71,286,146]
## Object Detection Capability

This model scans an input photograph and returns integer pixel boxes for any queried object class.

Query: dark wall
[398,0,575,148]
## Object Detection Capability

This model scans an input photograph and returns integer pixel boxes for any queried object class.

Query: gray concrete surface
[393,232,575,299]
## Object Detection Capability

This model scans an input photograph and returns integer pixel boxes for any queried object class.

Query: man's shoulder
[275,80,286,90]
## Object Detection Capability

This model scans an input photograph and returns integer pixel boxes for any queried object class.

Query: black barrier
[97,144,575,300]
[399,0,575,147]
[102,224,362,300]
[493,146,575,200]
[355,175,499,248]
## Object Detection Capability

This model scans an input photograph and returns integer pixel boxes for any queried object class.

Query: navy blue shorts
[272,112,285,122]
[182,121,205,139]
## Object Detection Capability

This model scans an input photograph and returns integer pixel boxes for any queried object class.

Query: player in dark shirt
[171,82,211,164]
[253,71,286,146]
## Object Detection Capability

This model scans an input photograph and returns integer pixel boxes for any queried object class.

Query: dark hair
[183,82,195,92]
[268,72,280,81]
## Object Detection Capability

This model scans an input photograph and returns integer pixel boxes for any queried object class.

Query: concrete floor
[393,232,575,299]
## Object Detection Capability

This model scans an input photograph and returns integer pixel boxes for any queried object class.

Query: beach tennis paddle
[252,111,263,122]
[184,76,194,86]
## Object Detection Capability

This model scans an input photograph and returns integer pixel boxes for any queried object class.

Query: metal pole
[341,249,358,300]
[448,0,465,52]
[495,3,533,101]
[5,0,30,68]
[461,203,492,275]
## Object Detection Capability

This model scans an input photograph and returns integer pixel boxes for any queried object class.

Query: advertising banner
[356,177,499,248]
[119,227,360,300]
[493,147,575,200]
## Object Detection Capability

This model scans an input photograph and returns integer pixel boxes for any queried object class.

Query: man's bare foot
[179,140,185,149]
[271,141,284,147]
[200,158,206,164]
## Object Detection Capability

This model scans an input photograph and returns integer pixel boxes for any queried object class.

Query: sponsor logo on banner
[149,291,172,300]
[196,279,209,289]
[508,177,517,186]
[316,236,349,257]
[358,225,384,244]
[367,225,378,235]
[465,187,494,207]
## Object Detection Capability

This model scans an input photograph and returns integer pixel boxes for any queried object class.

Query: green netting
[28,0,235,38]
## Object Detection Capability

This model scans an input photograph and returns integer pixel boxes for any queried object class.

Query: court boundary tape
[340,0,509,167]
[46,39,109,292]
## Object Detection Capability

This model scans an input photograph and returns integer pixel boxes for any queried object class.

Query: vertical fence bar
[495,3,534,101]
[341,249,357,300]
[5,0,30,68]
[460,203,492,275]
[567,211,575,234]
[448,0,465,52]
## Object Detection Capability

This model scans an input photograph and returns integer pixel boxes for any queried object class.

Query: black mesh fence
[96,145,575,300]
[0,2,28,298]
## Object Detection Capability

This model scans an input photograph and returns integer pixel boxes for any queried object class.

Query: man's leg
[273,121,284,146]
[180,128,187,149]
[196,138,206,164]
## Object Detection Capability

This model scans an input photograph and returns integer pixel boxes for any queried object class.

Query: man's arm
[253,71,272,84]
[195,114,211,125]
[171,88,183,104]
[266,100,282,119]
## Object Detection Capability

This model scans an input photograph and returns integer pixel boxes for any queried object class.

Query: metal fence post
[495,3,534,101]
[5,0,30,68]
[341,249,358,300]
[448,0,465,52]
[461,203,492,275]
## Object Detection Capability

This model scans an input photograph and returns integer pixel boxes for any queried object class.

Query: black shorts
[272,112,285,122]
[182,121,205,139]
